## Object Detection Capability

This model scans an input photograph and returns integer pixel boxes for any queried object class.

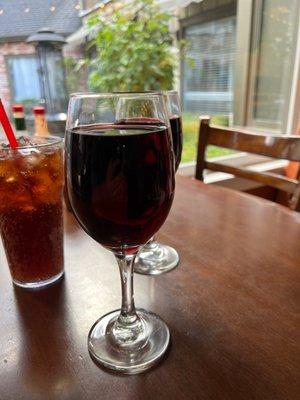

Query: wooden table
[0,176,299,400]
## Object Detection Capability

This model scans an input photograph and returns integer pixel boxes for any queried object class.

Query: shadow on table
[13,279,77,398]
[129,320,284,400]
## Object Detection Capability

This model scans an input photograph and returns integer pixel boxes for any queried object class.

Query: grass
[181,113,234,163]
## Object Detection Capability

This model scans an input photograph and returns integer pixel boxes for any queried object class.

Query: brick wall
[63,43,84,59]
[0,42,36,112]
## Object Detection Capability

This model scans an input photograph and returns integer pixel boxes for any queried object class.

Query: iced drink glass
[0,136,64,288]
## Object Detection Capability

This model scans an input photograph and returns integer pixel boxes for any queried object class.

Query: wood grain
[203,122,300,160]
[205,161,298,193]
[0,175,299,400]
[195,117,300,210]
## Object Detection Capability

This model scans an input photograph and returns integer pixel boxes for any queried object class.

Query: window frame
[178,0,300,186]
[234,0,300,134]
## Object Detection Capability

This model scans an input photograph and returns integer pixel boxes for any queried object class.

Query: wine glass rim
[112,90,178,95]
[69,92,165,98]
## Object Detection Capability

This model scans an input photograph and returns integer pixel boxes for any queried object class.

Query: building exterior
[0,0,81,112]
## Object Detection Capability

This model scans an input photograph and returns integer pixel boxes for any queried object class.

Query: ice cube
[22,204,35,212]
[0,142,11,160]
[17,136,32,147]
[0,142,10,150]
[26,153,46,168]
[6,175,17,183]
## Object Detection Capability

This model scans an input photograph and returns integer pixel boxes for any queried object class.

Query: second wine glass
[134,91,183,275]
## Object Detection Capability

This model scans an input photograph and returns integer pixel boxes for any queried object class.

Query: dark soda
[0,138,64,286]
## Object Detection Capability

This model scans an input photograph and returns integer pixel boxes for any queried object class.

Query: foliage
[87,0,175,92]
[64,57,87,94]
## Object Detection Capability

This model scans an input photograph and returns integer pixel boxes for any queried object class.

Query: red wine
[170,115,183,171]
[66,124,175,253]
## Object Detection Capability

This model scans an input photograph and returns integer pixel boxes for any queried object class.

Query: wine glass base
[88,309,170,375]
[134,244,179,275]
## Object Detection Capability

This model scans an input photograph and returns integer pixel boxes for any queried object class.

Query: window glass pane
[45,50,68,112]
[183,17,236,115]
[7,56,41,102]
[252,0,299,130]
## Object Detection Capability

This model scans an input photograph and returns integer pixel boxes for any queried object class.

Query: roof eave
[0,36,29,43]
[0,32,74,44]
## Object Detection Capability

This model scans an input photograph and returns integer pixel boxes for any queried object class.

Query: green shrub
[87,0,175,92]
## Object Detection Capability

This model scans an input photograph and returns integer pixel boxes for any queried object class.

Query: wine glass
[134,91,183,275]
[65,93,175,374]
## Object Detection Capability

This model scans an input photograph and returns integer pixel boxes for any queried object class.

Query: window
[246,0,299,132]
[178,0,300,184]
[183,17,236,115]
[7,56,41,103]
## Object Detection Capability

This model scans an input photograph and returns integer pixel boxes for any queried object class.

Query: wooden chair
[195,117,300,211]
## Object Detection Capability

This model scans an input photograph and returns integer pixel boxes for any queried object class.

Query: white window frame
[287,12,300,134]
[233,0,300,134]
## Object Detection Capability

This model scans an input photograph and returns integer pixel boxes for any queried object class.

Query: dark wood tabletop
[0,175,299,400]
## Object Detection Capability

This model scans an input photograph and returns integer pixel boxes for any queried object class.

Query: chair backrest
[195,117,300,211]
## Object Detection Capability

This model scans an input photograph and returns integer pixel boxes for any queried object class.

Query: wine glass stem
[143,236,157,251]
[115,253,138,324]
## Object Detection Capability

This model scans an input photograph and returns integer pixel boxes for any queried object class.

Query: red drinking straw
[0,99,18,149]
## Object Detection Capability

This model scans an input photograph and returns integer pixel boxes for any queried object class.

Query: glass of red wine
[65,93,175,374]
[134,91,182,275]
